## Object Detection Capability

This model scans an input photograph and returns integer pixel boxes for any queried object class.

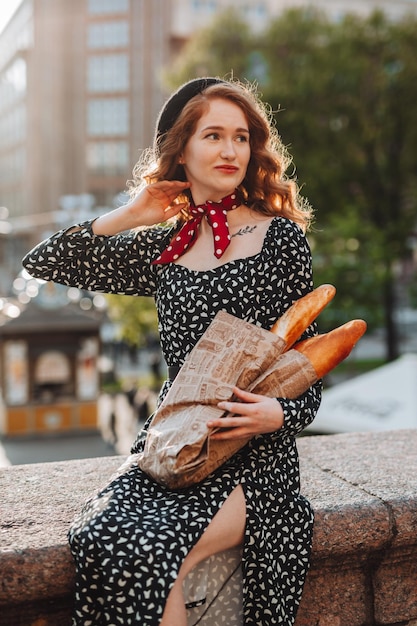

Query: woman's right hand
[92,180,191,236]
[129,180,191,226]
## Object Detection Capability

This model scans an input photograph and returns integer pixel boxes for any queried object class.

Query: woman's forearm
[92,181,190,236]
[91,202,139,236]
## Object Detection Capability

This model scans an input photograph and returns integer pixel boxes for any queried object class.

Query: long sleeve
[22,220,175,297]
[265,221,322,438]
[276,380,322,438]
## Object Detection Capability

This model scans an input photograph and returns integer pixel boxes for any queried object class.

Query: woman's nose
[220,140,236,159]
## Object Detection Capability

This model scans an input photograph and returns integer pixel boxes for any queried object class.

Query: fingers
[207,415,255,441]
[130,181,191,226]
[217,387,269,417]
[210,388,284,439]
[147,180,191,201]
[217,386,265,412]
[163,202,188,218]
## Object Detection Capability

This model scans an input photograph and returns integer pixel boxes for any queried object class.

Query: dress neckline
[166,216,280,275]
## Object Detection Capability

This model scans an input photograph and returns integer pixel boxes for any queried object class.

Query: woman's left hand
[208,387,284,440]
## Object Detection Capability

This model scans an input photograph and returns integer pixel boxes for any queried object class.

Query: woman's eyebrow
[201,125,250,134]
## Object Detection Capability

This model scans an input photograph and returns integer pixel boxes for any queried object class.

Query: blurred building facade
[0,0,172,293]
[0,0,416,294]
[171,0,417,35]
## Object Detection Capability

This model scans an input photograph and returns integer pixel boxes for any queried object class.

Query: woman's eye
[236,135,249,142]
[205,133,219,140]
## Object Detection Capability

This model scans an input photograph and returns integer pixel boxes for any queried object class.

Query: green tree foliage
[263,10,417,359]
[162,8,254,87]
[165,7,417,360]
[105,294,159,348]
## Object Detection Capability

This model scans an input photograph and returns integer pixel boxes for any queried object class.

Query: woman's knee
[179,485,246,578]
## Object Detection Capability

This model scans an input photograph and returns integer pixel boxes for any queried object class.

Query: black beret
[154,77,225,152]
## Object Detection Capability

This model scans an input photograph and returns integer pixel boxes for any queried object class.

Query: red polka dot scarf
[152,190,243,265]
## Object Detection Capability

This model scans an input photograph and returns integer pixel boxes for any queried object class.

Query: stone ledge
[296,430,417,626]
[1,430,417,626]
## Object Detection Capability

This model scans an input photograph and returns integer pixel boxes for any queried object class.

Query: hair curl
[129,79,313,232]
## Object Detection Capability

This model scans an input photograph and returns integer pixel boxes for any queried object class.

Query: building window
[0,188,26,218]
[0,104,26,148]
[192,0,217,12]
[0,9,33,76]
[86,140,129,174]
[0,146,26,186]
[87,53,129,92]
[0,58,27,112]
[87,21,129,48]
[87,98,129,136]
[87,0,129,15]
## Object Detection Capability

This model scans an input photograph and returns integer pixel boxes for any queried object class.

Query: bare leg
[159,485,246,626]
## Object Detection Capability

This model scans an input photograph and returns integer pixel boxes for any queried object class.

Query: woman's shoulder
[267,215,307,241]
[261,216,311,258]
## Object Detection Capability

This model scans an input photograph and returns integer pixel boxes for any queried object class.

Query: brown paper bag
[136,311,318,489]
[136,285,366,489]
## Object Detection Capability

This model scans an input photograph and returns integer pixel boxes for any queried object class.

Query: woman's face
[180,98,251,205]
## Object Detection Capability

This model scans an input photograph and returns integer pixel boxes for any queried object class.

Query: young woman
[23,78,322,625]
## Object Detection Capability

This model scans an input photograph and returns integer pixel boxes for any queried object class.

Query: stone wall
[1,429,417,626]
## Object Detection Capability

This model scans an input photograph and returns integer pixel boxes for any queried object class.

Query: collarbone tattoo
[231,224,258,238]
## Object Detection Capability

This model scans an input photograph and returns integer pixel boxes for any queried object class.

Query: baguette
[294,319,367,378]
[270,284,336,349]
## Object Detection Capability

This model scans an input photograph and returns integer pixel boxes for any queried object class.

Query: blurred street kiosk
[0,283,101,437]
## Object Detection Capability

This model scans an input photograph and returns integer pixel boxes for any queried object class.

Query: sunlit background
[1,0,417,465]
[0,1,21,33]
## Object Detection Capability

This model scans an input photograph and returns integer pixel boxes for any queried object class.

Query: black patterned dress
[22,216,322,626]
